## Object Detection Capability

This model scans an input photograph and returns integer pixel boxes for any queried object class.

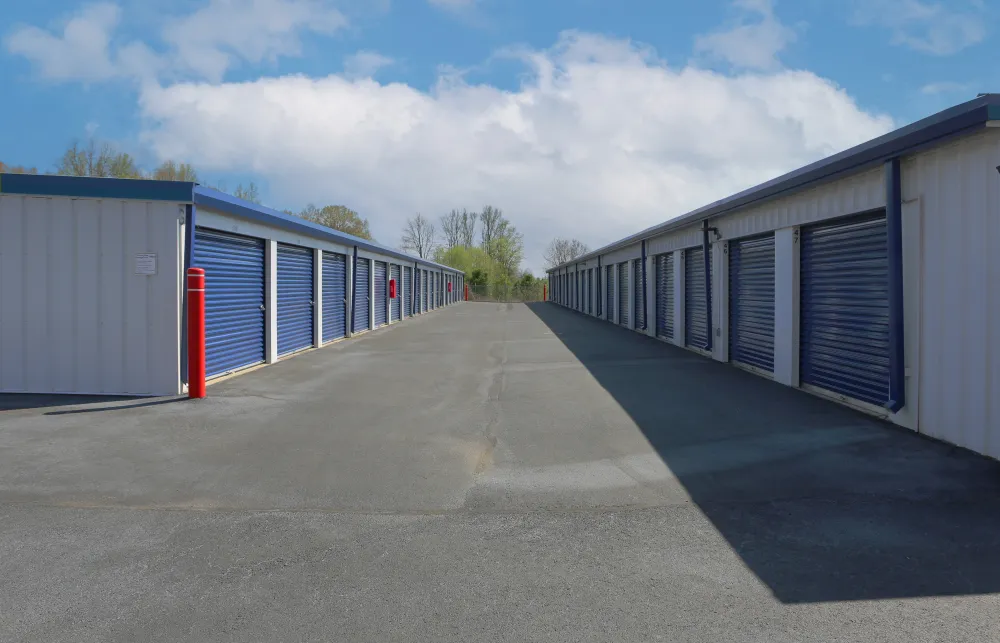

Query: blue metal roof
[193,186,460,272]
[549,93,1000,273]
[0,173,459,273]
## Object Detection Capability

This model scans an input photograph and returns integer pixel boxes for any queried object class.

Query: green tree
[57,140,143,179]
[152,160,199,182]
[299,204,373,240]
[433,244,493,275]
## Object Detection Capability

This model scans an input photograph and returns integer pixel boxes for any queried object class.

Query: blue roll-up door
[685,246,712,350]
[403,267,412,317]
[596,269,602,317]
[655,254,674,340]
[322,251,347,343]
[587,270,593,314]
[390,264,401,321]
[353,258,370,332]
[618,263,629,327]
[277,243,314,357]
[193,228,265,379]
[606,266,614,320]
[373,261,387,327]
[800,214,889,406]
[729,235,775,372]
[633,260,645,330]
[414,268,421,314]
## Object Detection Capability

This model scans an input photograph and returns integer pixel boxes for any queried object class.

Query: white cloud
[920,80,973,94]
[5,0,347,84]
[694,0,797,70]
[428,0,477,9]
[853,0,987,55]
[343,50,394,79]
[4,2,122,81]
[162,0,347,82]
[138,32,892,272]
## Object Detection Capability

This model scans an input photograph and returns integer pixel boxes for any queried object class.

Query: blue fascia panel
[548,94,1000,273]
[0,173,194,202]
[192,186,460,274]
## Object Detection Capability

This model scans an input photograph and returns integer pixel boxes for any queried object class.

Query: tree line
[5,139,593,279]
[2,139,375,241]
[400,206,541,299]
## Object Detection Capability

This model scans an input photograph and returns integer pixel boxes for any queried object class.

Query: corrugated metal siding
[373,261,387,327]
[276,243,315,356]
[602,243,642,265]
[655,254,674,340]
[911,129,1000,458]
[647,228,703,258]
[633,260,645,330]
[719,168,885,240]
[645,168,885,258]
[0,196,182,395]
[800,213,889,406]
[322,251,347,342]
[195,229,266,378]
[353,258,370,332]
[617,263,629,326]
[728,235,775,372]
[390,264,401,321]
[685,247,711,350]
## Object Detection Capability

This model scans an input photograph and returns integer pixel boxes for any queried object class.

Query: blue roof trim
[0,173,194,202]
[193,186,459,273]
[550,93,1000,272]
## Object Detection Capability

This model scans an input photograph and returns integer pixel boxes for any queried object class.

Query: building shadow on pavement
[526,302,1000,605]
[0,394,183,414]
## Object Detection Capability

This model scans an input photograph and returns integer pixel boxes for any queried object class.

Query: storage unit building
[548,94,1000,460]
[0,175,462,397]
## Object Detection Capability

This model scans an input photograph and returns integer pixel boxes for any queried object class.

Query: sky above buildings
[2,0,994,271]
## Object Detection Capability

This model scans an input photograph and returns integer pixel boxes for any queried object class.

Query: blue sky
[1,0,994,270]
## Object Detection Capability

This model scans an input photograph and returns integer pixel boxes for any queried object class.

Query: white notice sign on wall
[135,253,157,275]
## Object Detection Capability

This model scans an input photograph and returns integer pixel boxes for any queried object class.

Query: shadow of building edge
[525,301,1000,605]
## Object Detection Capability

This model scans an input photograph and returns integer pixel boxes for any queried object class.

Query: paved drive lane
[1,302,999,642]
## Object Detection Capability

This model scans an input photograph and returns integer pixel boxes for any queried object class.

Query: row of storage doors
[650,212,890,408]
[193,228,455,380]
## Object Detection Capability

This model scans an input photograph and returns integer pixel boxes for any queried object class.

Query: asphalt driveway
[1,302,998,642]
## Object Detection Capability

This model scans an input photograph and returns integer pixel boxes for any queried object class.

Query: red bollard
[464,283,469,301]
[543,284,547,301]
[187,267,206,399]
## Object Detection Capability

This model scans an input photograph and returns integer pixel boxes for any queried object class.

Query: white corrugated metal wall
[549,127,1000,459]
[909,128,1000,459]
[0,195,184,395]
